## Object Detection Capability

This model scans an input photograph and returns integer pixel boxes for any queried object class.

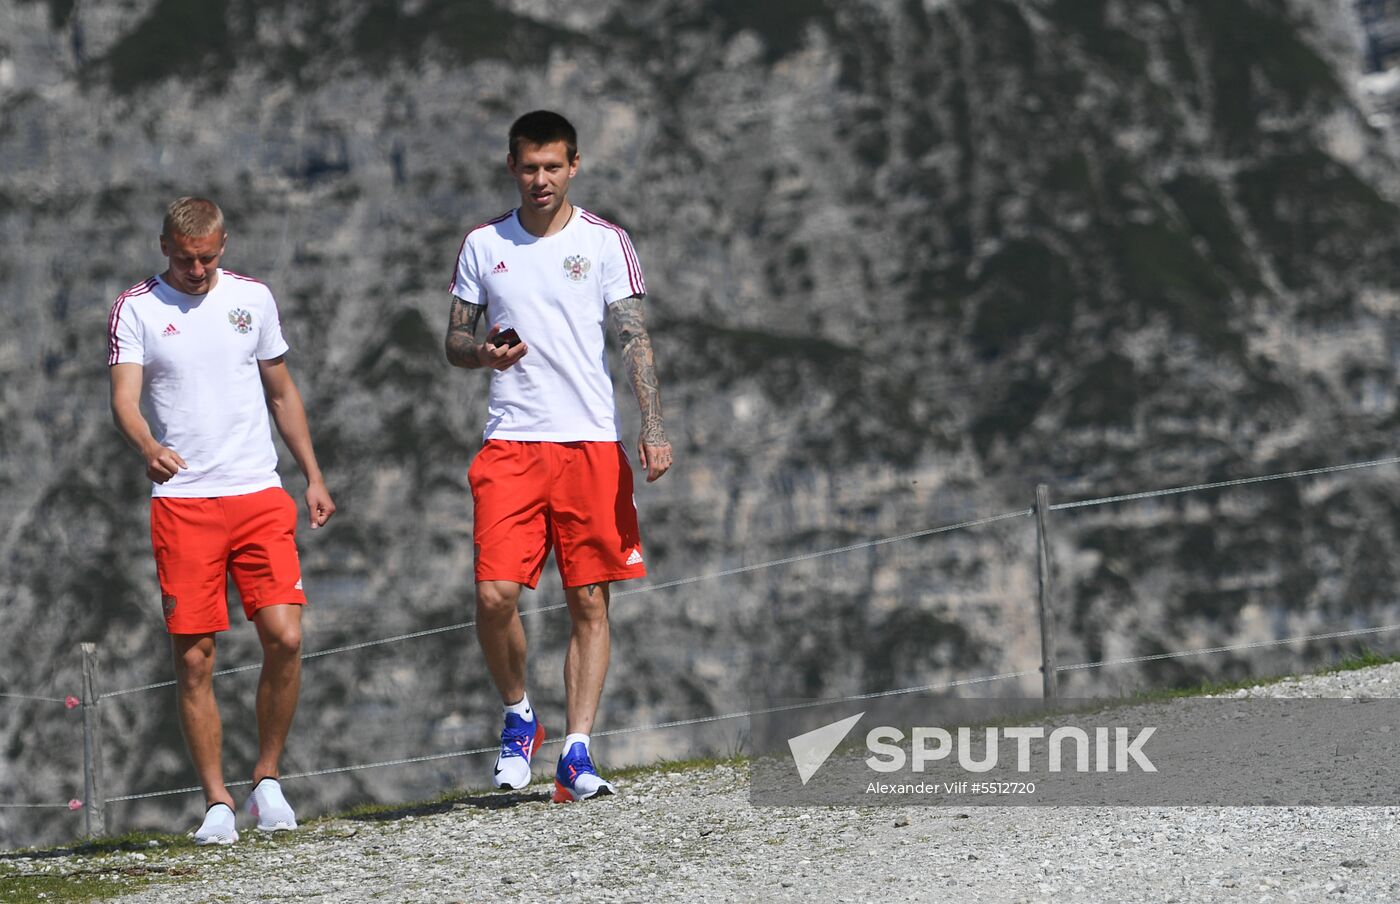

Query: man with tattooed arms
[445,110,673,803]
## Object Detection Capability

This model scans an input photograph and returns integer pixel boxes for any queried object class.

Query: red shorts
[150,487,306,634]
[469,440,646,589]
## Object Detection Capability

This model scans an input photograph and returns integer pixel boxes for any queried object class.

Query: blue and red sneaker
[491,713,545,790]
[552,741,616,803]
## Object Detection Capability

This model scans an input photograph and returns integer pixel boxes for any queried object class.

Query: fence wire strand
[1056,623,1400,673]
[77,452,1400,808]
[98,617,1400,805]
[1050,454,1400,512]
[103,666,1039,804]
[100,508,1034,700]
[0,692,66,704]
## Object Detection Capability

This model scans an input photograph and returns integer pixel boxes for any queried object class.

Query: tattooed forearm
[445,297,486,368]
[608,295,668,445]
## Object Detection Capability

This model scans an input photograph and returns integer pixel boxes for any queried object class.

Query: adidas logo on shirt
[491,261,508,275]
[626,549,644,566]
[162,323,180,337]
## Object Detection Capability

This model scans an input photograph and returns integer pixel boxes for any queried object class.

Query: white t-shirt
[107,270,290,497]
[449,207,646,442]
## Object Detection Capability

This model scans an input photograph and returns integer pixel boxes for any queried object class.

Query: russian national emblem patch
[228,308,253,334]
[562,254,591,282]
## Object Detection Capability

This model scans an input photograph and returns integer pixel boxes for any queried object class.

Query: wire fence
[97,507,1038,700]
[93,620,1400,806]
[7,452,1400,824]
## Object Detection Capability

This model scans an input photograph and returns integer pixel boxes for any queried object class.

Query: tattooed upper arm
[607,295,648,348]
[445,296,486,368]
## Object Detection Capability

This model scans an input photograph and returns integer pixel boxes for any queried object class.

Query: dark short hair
[509,110,578,161]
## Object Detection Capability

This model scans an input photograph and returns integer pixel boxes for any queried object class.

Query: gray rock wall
[2,0,1400,846]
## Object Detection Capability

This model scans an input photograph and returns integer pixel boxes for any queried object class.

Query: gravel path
[8,664,1400,903]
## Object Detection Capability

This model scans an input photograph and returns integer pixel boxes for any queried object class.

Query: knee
[174,644,215,690]
[476,583,520,622]
[262,624,302,660]
[569,591,610,628]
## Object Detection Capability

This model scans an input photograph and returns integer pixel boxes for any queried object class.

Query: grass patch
[0,829,195,903]
[606,753,747,783]
[0,866,148,903]
[1111,645,1400,704]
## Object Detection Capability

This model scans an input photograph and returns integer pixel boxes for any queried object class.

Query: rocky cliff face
[2,0,1399,846]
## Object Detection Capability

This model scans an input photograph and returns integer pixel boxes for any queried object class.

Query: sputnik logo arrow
[788,712,865,785]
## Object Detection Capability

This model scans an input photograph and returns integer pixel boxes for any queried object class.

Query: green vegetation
[18,0,77,28]
[970,374,1051,458]
[707,0,832,62]
[1196,0,1340,151]
[103,0,235,94]
[0,867,147,903]
[0,829,195,903]
[1044,0,1150,73]
[969,239,1077,360]
[1112,219,1239,354]
[99,0,571,94]
[1064,352,1139,428]
[355,307,438,390]
[1163,173,1262,293]
[860,608,986,693]
[1114,646,1400,703]
[967,0,1036,66]
[349,0,576,68]
[7,647,1397,898]
[1234,150,1400,296]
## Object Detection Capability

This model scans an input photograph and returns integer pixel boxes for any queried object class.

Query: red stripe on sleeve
[580,211,645,297]
[449,210,514,294]
[107,278,156,365]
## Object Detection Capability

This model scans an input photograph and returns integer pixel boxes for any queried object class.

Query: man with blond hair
[109,197,335,843]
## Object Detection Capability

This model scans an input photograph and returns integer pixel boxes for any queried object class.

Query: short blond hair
[162,197,224,239]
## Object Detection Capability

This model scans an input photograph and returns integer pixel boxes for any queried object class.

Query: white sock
[504,693,534,721]
[564,732,590,752]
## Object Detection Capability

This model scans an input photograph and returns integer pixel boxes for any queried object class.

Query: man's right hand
[479,327,528,370]
[144,445,188,483]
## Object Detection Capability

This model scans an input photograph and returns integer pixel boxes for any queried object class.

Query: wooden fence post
[1035,484,1059,703]
[81,643,106,838]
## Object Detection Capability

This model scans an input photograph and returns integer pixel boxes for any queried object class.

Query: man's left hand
[306,480,337,529]
[639,436,673,483]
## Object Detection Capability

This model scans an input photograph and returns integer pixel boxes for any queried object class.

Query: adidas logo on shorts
[626,549,644,566]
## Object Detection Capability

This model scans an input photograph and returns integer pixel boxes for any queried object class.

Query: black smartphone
[491,328,521,348]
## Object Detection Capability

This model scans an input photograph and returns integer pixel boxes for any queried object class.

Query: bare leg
[252,604,303,782]
[476,580,528,704]
[172,633,233,809]
[564,582,611,735]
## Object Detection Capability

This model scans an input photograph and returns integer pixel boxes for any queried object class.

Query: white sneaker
[491,713,546,791]
[192,802,238,845]
[246,777,297,832]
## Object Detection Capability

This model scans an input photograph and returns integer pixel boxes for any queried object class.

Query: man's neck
[518,201,574,238]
